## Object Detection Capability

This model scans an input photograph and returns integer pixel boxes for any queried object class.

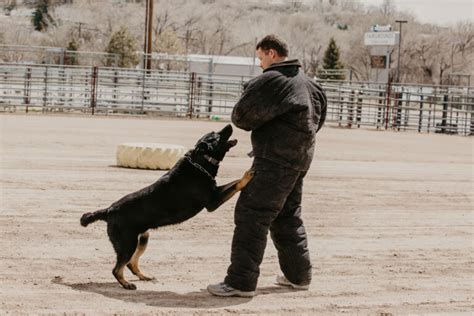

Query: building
[150,53,261,77]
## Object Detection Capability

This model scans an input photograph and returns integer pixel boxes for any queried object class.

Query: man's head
[256,34,288,70]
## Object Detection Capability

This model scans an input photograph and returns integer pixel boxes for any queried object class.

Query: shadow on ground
[53,277,297,309]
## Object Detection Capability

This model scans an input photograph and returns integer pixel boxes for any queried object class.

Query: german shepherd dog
[80,124,253,290]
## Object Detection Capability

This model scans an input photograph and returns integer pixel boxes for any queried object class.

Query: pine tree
[65,38,79,65]
[320,37,345,80]
[31,0,55,32]
[105,26,139,68]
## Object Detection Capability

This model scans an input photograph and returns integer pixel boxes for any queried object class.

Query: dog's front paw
[243,169,255,183]
[238,169,255,189]
[244,169,255,179]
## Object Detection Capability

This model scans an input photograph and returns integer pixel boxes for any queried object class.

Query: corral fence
[1,63,473,136]
[321,80,473,135]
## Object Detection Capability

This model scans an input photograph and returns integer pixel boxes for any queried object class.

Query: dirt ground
[0,114,472,315]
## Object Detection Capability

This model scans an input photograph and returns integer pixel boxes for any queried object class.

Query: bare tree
[2,0,472,83]
[381,0,395,17]
[154,8,176,38]
[178,15,201,54]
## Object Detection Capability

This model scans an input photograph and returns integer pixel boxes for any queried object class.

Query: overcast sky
[362,0,473,26]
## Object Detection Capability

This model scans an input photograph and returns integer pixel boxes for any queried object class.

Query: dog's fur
[80,124,253,290]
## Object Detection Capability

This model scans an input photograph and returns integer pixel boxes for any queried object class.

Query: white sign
[371,24,392,32]
[364,32,399,46]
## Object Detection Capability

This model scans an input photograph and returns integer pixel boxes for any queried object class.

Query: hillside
[1,0,472,84]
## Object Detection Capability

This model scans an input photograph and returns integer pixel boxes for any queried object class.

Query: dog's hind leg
[127,231,155,281]
[109,227,139,290]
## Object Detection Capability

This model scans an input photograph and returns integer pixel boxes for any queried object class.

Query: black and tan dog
[80,124,253,290]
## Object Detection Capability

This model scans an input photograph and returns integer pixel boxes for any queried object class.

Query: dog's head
[193,124,237,162]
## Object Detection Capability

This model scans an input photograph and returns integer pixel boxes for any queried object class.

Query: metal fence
[1,63,473,135]
[321,80,473,135]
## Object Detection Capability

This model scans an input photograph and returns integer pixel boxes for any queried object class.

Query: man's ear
[269,49,276,59]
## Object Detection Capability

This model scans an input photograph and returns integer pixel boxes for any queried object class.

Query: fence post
[207,78,213,117]
[470,103,474,136]
[90,66,98,115]
[438,94,449,133]
[418,95,424,133]
[188,72,196,118]
[427,99,432,133]
[338,83,343,126]
[462,96,467,136]
[393,92,402,131]
[376,87,384,129]
[113,70,118,105]
[356,91,362,128]
[141,69,147,113]
[43,66,48,112]
[63,49,67,65]
[24,67,31,113]
[347,89,354,128]
[58,66,66,110]
[404,91,410,130]
[450,95,456,134]
[385,80,392,130]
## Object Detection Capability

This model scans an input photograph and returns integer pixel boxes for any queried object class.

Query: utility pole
[395,20,407,83]
[143,0,154,71]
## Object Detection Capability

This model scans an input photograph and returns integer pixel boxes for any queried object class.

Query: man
[208,34,327,297]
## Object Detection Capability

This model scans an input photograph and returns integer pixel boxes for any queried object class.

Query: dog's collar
[184,155,215,180]
[203,154,220,166]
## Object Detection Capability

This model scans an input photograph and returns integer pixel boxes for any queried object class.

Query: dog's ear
[228,139,238,147]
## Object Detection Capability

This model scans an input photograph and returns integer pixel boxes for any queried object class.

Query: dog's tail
[80,208,108,227]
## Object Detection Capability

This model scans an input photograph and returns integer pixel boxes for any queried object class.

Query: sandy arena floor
[0,114,472,315]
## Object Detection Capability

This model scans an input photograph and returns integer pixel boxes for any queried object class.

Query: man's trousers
[224,158,312,291]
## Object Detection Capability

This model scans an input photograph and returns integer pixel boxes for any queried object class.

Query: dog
[80,124,253,290]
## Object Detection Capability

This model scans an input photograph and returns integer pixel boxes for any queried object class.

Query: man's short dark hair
[256,34,289,57]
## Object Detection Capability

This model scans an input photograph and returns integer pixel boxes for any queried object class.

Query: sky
[362,0,474,26]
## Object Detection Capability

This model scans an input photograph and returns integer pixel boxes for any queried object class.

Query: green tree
[320,37,345,80]
[105,26,139,68]
[65,38,79,65]
[153,29,186,70]
[31,0,55,32]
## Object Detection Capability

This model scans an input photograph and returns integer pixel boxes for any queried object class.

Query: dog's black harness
[184,154,218,180]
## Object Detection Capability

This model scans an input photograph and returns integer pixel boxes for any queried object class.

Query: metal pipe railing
[1,63,472,135]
